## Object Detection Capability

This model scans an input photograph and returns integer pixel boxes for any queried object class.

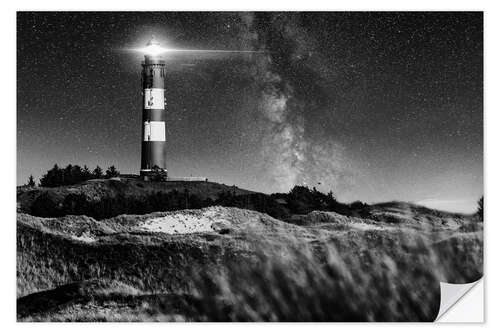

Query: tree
[39,163,106,187]
[27,175,36,187]
[476,196,484,220]
[105,165,120,178]
[63,164,73,185]
[40,164,63,187]
[93,165,103,179]
[71,164,83,183]
[82,165,92,180]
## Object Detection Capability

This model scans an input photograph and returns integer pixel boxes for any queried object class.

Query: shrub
[215,192,289,219]
[30,192,63,217]
[148,166,168,182]
[271,185,364,217]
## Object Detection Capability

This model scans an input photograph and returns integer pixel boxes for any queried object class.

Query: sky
[17,12,483,213]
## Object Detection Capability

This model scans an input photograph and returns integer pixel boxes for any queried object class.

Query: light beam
[132,35,263,56]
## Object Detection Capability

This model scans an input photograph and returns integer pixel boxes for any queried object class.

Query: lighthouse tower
[140,37,167,179]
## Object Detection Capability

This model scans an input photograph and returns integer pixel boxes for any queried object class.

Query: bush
[30,192,64,217]
[271,185,365,217]
[215,191,289,219]
[148,166,168,182]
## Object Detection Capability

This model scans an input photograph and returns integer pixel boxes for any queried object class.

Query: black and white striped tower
[140,37,167,179]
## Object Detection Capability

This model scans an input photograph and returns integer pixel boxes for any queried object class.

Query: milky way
[17,12,483,212]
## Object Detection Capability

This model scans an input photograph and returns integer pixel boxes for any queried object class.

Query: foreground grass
[190,230,482,321]
[17,208,483,322]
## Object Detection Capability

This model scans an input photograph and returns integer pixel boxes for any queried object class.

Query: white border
[3,1,498,331]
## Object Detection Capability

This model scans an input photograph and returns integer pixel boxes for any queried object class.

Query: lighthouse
[140,37,168,179]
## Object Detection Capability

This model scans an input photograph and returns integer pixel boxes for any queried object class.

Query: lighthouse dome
[147,36,160,46]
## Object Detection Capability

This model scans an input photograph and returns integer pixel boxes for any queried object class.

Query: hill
[17,202,482,321]
[18,179,475,224]
[17,178,267,219]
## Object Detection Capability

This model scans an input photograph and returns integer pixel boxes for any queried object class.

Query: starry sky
[17,12,483,213]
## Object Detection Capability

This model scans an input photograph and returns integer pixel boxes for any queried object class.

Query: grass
[17,207,483,322]
[190,228,482,321]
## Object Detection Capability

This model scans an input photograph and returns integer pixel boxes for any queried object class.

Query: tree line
[27,164,120,187]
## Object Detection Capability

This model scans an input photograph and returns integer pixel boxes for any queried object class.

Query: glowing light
[140,44,169,56]
[139,36,169,56]
[132,35,264,56]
